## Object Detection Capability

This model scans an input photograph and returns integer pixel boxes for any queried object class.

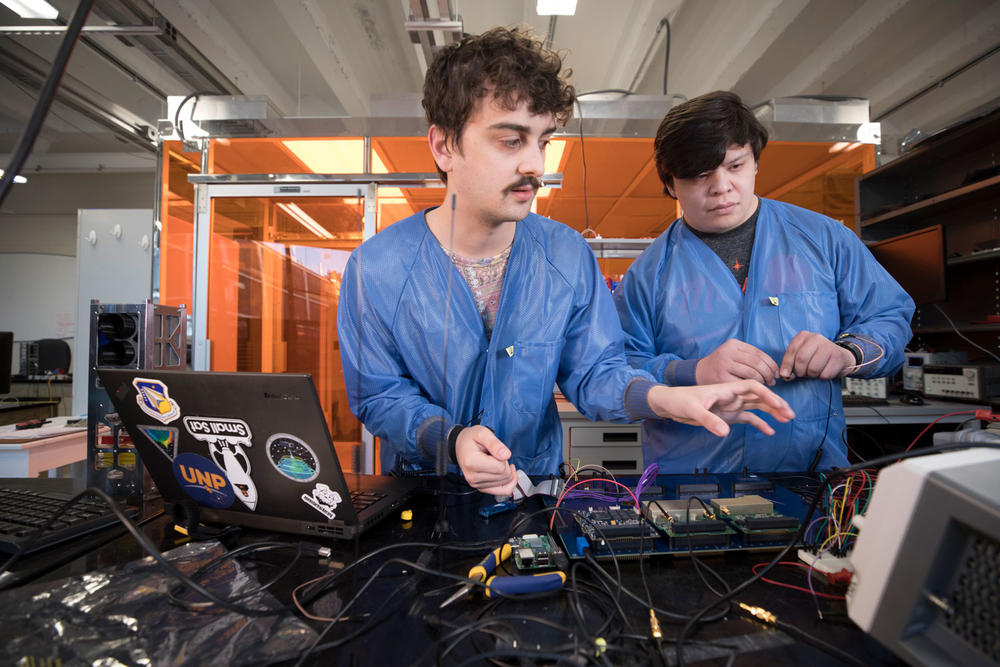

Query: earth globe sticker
[266,433,319,482]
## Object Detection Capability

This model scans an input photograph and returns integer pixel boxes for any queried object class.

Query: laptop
[99,369,419,539]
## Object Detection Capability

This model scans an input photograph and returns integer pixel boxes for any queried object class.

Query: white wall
[0,171,156,376]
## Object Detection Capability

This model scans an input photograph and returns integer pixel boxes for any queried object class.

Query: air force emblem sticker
[132,378,181,424]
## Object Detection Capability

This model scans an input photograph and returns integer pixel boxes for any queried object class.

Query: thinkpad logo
[264,392,301,401]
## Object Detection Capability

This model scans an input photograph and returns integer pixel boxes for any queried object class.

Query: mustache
[506,176,543,192]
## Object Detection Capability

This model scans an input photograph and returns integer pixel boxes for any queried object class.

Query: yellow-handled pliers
[440,543,566,607]
[440,543,512,608]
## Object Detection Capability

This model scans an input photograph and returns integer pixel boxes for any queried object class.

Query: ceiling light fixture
[277,202,335,240]
[0,0,58,19]
[537,0,577,16]
[0,168,27,184]
[537,139,566,198]
[283,139,364,174]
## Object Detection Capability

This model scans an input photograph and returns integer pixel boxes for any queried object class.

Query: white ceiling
[1,0,999,174]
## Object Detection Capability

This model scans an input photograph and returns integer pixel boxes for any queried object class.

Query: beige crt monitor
[846,448,1000,666]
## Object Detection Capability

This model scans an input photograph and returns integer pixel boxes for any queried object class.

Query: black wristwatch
[836,339,863,365]
[446,424,464,464]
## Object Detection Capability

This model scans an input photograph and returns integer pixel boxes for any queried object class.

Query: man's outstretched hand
[647,380,795,437]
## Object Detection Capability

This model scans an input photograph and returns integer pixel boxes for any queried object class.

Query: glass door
[193,182,374,471]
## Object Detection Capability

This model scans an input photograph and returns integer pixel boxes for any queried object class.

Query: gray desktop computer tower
[87,301,186,498]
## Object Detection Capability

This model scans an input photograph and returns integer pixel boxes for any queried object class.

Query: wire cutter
[439,543,566,608]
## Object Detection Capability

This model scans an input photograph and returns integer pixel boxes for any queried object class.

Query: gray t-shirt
[686,199,761,289]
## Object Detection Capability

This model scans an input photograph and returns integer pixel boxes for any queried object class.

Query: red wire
[904,410,978,452]
[752,562,847,600]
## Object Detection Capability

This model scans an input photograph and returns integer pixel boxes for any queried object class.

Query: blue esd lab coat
[338,209,652,475]
[614,198,914,472]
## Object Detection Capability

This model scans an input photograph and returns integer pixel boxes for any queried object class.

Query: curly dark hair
[422,26,576,181]
[653,91,768,197]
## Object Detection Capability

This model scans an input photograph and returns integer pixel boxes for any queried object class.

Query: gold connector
[739,602,776,624]
[649,609,663,639]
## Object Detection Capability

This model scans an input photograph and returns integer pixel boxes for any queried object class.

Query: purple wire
[635,462,659,498]
[804,515,828,545]
[563,463,660,505]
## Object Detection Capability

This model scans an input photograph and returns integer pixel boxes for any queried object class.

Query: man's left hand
[779,331,856,380]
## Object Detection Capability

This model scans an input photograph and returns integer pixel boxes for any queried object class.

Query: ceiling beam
[0,40,157,150]
[713,0,811,95]
[94,0,243,96]
[276,0,371,118]
[757,0,909,103]
[154,0,298,113]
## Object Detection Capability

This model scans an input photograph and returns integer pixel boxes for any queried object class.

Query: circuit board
[550,473,809,560]
[509,534,566,570]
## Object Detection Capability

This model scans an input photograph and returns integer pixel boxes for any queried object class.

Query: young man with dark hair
[338,33,794,496]
[614,90,914,472]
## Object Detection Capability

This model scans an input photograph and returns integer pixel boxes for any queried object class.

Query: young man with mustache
[338,32,794,495]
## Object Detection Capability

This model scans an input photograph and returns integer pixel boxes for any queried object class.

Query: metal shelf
[860,173,1000,227]
[585,237,654,259]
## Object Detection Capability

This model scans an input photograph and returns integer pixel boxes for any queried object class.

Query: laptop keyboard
[350,490,387,511]
[0,488,129,554]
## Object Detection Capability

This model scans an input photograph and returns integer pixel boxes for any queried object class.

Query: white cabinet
[557,400,643,473]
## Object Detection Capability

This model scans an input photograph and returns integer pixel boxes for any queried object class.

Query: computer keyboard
[0,487,130,554]
[840,394,890,406]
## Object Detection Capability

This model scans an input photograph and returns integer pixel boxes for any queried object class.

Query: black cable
[167,541,304,610]
[841,428,867,462]
[577,89,633,97]
[583,550,729,624]
[661,17,671,95]
[675,441,1000,666]
[842,426,887,460]
[311,549,435,653]
[295,554,497,665]
[575,100,591,234]
[771,617,867,667]
[2,488,287,616]
[296,539,493,606]
[0,0,95,210]
[173,90,215,143]
[808,380,835,473]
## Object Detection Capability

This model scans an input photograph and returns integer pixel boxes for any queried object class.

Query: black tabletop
[0,476,903,666]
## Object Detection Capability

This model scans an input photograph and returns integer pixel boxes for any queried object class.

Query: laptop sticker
[266,433,320,482]
[302,483,343,520]
[182,416,252,446]
[132,378,181,424]
[172,452,235,508]
[136,425,180,460]
[209,440,258,510]
[182,417,258,511]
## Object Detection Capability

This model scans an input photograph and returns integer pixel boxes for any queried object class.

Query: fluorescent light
[537,0,577,16]
[282,139,364,174]
[0,168,27,184]
[0,0,58,19]
[276,202,335,240]
[371,150,405,199]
